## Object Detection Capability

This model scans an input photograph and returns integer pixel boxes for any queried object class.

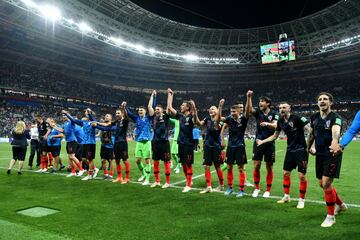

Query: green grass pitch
[0,140,359,240]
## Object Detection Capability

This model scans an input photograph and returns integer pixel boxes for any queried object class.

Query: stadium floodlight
[109,37,124,45]
[21,0,37,8]
[78,22,93,33]
[38,5,62,21]
[135,44,145,52]
[148,48,156,54]
[183,54,199,61]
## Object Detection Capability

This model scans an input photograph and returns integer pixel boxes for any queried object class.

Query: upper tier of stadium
[0,0,359,91]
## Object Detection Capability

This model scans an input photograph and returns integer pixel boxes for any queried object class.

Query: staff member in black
[28,121,40,169]
[7,121,30,175]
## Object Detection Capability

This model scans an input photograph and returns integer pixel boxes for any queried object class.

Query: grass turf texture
[0,140,359,240]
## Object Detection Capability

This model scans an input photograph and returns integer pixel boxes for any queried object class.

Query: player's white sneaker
[66,173,76,177]
[77,169,86,177]
[262,191,271,198]
[137,175,145,182]
[150,182,161,188]
[321,215,336,228]
[214,185,224,192]
[41,168,48,173]
[142,180,150,186]
[252,189,261,198]
[92,168,99,179]
[162,183,171,189]
[81,175,93,181]
[297,198,305,209]
[200,187,213,194]
[182,186,191,193]
[245,180,254,187]
[277,194,291,203]
[35,169,43,173]
[335,203,347,215]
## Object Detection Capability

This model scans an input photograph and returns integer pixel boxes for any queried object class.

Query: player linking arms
[257,102,309,208]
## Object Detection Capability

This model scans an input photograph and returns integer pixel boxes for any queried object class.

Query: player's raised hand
[152,90,157,96]
[260,122,268,127]
[121,101,127,108]
[62,110,68,114]
[247,90,254,97]
[219,99,225,107]
[309,147,316,156]
[92,122,97,127]
[167,88,173,95]
[256,139,263,146]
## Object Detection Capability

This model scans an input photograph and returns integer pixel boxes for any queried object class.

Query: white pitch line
[1,166,360,208]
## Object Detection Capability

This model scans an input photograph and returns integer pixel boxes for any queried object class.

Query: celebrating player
[221,90,252,197]
[307,92,346,227]
[250,95,279,198]
[257,102,309,208]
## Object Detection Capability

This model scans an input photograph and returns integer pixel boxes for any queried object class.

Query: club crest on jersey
[185,117,190,125]
[268,116,272,121]
[326,120,331,128]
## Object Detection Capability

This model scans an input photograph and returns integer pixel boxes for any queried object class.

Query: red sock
[104,168,108,175]
[215,167,224,186]
[154,160,160,183]
[186,165,193,187]
[48,153,53,166]
[324,188,336,215]
[333,188,343,205]
[182,163,188,178]
[110,170,114,177]
[253,170,260,190]
[164,161,171,184]
[76,162,83,171]
[239,172,246,191]
[227,168,233,188]
[266,170,274,192]
[124,161,130,179]
[283,175,291,194]
[71,165,76,174]
[116,164,122,179]
[299,180,308,199]
[205,168,212,187]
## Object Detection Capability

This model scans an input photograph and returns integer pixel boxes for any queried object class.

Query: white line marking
[1,166,359,208]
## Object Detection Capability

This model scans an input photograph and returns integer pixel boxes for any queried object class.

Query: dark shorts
[252,141,275,163]
[39,139,48,153]
[66,141,78,154]
[179,144,194,166]
[83,144,96,160]
[75,144,83,161]
[152,141,171,162]
[226,146,247,165]
[194,139,199,145]
[12,146,27,161]
[316,154,342,179]
[203,145,222,166]
[49,146,61,157]
[100,146,114,161]
[114,141,128,161]
[283,149,308,174]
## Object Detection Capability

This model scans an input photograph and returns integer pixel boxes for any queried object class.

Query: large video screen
[260,40,295,64]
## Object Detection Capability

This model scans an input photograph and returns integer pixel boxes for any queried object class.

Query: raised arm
[245,90,253,118]
[148,90,156,117]
[120,102,128,120]
[62,110,83,126]
[167,88,177,116]
[216,99,225,129]
[124,105,137,122]
[92,122,116,132]
[87,109,96,122]
[189,100,202,126]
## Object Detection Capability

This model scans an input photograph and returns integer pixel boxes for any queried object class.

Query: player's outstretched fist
[167,88,173,95]
[247,90,254,97]
[62,110,68,114]
[219,99,225,107]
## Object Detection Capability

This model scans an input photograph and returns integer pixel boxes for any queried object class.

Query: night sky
[131,0,341,29]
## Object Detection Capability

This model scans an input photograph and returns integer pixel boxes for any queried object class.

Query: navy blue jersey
[203,116,221,147]
[38,121,49,139]
[224,115,248,148]
[276,114,308,152]
[96,119,129,143]
[310,112,342,156]
[152,113,170,142]
[175,112,194,146]
[254,109,279,140]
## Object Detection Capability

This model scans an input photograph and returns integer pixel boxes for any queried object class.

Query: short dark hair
[138,106,146,110]
[259,96,272,106]
[234,101,244,106]
[183,101,193,112]
[155,104,163,109]
[316,92,334,103]
[231,105,241,110]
